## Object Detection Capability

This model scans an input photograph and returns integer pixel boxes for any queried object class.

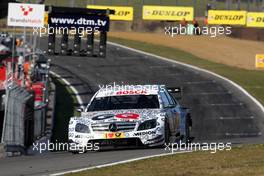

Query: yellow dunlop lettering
[143,6,193,21]
[247,12,264,28]
[208,10,246,25]
[87,5,133,21]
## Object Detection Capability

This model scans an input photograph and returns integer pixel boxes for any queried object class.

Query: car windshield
[87,95,160,111]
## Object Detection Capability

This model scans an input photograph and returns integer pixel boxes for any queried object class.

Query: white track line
[219,116,254,120]
[185,92,231,95]
[108,41,264,114]
[49,151,191,176]
[225,132,262,136]
[49,71,84,109]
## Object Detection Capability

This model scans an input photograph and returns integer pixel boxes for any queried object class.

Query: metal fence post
[257,0,261,11]
[226,0,231,10]
[247,0,250,11]
[193,0,197,17]
[237,0,241,10]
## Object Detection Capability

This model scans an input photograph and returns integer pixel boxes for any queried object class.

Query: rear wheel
[182,115,191,144]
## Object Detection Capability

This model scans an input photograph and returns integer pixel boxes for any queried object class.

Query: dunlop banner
[208,10,246,25]
[87,5,133,21]
[255,54,264,69]
[247,12,264,27]
[142,6,193,21]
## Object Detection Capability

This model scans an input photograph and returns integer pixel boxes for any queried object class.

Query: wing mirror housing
[76,107,84,112]
[167,87,182,100]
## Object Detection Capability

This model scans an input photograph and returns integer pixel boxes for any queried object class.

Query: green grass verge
[51,77,78,144]
[67,144,264,176]
[109,36,264,105]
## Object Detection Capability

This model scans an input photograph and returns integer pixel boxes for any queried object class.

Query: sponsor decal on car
[115,113,140,120]
[68,133,74,137]
[92,114,115,121]
[86,135,94,139]
[134,131,156,136]
[68,127,75,132]
[104,132,125,139]
[116,90,147,95]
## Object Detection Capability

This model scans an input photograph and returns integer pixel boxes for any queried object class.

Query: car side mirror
[167,87,182,100]
[76,107,84,112]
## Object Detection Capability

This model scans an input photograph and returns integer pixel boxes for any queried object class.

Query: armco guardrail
[0,143,4,158]
[1,84,34,154]
[0,48,52,156]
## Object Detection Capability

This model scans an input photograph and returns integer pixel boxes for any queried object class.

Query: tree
[0,0,17,19]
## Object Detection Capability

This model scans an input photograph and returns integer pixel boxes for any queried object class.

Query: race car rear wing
[167,87,182,100]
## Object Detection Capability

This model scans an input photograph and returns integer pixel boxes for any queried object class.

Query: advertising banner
[247,12,264,28]
[7,3,45,27]
[87,5,133,21]
[208,10,247,25]
[142,6,194,21]
[255,54,264,69]
[44,12,49,26]
[48,13,110,32]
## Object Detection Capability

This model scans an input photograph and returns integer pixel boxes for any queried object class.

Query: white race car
[68,85,192,152]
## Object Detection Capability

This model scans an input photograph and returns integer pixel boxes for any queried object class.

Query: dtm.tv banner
[48,13,110,32]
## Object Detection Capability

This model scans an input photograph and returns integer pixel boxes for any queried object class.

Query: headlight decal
[137,119,157,131]
[75,123,90,133]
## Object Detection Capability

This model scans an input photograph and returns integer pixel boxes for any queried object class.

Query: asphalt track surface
[0,38,263,176]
